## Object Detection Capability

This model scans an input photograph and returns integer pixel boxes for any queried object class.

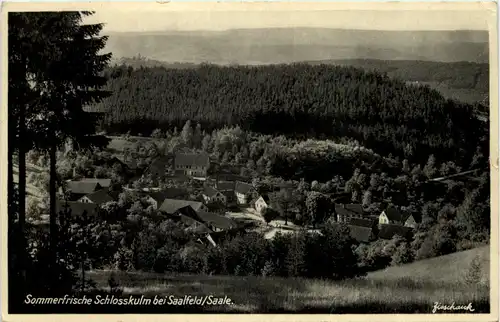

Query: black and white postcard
[1,2,498,321]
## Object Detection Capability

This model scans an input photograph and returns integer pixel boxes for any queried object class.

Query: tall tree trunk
[18,101,27,285]
[7,116,17,302]
[7,131,14,229]
[49,143,58,270]
[18,107,26,228]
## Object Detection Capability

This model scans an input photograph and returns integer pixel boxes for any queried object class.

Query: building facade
[174,152,210,177]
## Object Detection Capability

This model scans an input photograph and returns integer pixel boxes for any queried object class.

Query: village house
[253,195,271,214]
[196,210,238,232]
[185,221,214,235]
[212,180,237,205]
[403,214,420,229]
[202,186,228,205]
[64,181,103,201]
[144,188,189,210]
[234,181,256,205]
[168,205,238,234]
[158,198,208,215]
[347,218,379,243]
[204,178,257,205]
[174,152,210,178]
[378,207,420,228]
[334,203,365,223]
[142,188,188,209]
[78,189,115,205]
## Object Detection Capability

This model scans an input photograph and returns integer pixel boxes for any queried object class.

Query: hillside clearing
[368,245,490,284]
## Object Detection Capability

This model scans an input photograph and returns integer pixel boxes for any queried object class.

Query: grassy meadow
[82,246,490,314]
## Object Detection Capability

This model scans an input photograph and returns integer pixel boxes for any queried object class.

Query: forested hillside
[110,57,489,105]
[315,59,489,107]
[96,63,488,167]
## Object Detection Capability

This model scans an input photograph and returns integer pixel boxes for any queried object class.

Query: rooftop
[75,178,112,188]
[159,199,205,214]
[197,211,238,230]
[348,225,373,243]
[349,218,376,228]
[175,152,210,167]
[382,207,405,223]
[146,188,188,203]
[66,181,102,195]
[235,181,254,194]
[335,203,365,218]
[80,189,115,205]
[203,186,221,198]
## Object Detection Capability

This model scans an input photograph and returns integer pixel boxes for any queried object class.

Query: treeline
[95,63,487,167]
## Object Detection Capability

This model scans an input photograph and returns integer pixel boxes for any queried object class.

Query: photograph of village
[5,4,494,315]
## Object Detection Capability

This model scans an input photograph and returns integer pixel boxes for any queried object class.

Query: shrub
[464,254,483,285]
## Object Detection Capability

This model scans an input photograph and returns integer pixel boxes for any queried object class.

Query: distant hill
[104,28,489,65]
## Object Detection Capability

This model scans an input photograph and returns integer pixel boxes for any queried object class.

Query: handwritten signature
[432,302,475,313]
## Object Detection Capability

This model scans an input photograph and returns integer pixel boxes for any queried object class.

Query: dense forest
[114,56,489,95]
[312,59,489,92]
[95,63,488,167]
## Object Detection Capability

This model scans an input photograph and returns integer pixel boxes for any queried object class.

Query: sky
[81,3,493,32]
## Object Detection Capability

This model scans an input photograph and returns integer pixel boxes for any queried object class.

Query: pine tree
[201,134,211,152]
[362,190,372,208]
[423,154,437,179]
[285,233,306,277]
[193,123,202,148]
[9,12,111,291]
[181,120,193,147]
[464,255,483,285]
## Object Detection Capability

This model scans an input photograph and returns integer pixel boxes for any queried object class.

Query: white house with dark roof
[378,207,419,228]
[78,189,115,205]
[142,189,188,210]
[253,195,271,214]
[174,152,210,177]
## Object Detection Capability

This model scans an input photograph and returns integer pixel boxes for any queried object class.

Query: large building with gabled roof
[174,152,210,177]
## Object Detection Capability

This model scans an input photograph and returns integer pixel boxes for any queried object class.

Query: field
[80,245,490,314]
[368,245,490,284]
